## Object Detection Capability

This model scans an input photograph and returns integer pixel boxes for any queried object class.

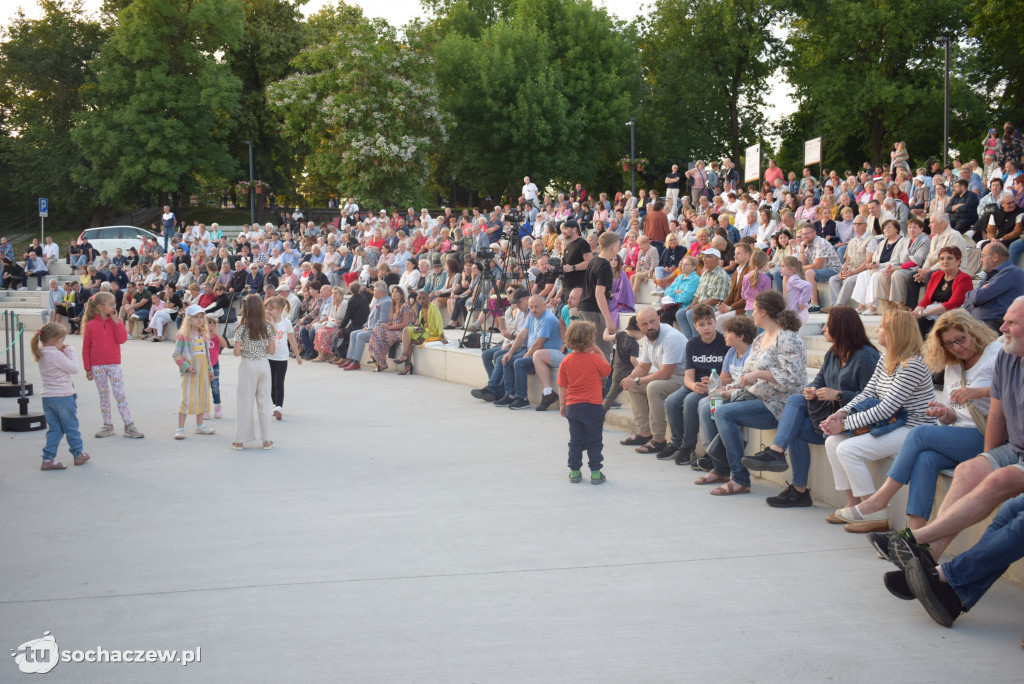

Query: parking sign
[38,198,48,217]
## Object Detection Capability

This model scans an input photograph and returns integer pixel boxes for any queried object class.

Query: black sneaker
[765,483,812,508]
[889,531,937,574]
[807,304,821,314]
[868,531,896,563]
[509,398,531,410]
[905,556,964,627]
[536,393,559,411]
[690,455,713,472]
[493,395,513,407]
[884,570,915,601]
[673,445,695,465]
[471,388,497,402]
[656,442,680,460]
[742,446,790,473]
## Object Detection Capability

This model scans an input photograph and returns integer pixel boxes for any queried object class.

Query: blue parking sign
[38,198,48,215]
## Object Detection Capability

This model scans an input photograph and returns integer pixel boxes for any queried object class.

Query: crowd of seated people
[5,124,1024,633]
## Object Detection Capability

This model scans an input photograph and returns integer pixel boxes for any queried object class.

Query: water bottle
[708,368,722,420]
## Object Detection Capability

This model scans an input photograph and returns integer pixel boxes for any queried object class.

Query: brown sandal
[694,471,728,486]
[710,481,751,496]
[41,460,67,471]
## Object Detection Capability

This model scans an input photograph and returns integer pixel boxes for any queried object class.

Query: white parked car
[77,226,161,255]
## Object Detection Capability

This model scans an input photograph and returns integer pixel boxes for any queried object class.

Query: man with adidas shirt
[658,304,727,465]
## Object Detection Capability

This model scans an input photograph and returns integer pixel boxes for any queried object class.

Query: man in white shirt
[42,236,59,263]
[620,306,688,454]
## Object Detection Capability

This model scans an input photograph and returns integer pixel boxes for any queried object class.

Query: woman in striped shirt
[820,309,936,517]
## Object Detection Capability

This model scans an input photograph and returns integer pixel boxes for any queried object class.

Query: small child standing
[32,323,89,470]
[557,320,612,484]
[82,291,144,439]
[264,296,302,421]
[171,305,216,440]
[205,315,228,419]
[601,315,642,414]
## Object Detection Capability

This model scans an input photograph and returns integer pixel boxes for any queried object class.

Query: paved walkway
[1,339,1022,682]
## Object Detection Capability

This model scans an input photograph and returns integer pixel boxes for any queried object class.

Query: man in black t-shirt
[560,219,592,293]
[579,231,620,358]
[665,164,681,214]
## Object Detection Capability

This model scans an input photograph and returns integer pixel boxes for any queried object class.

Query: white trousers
[825,426,912,497]
[151,309,175,337]
[235,357,272,444]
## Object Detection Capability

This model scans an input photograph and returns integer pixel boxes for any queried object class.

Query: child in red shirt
[557,321,612,484]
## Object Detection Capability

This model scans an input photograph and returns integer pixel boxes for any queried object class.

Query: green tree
[786,0,986,167]
[267,4,447,207]
[73,0,245,212]
[0,0,106,223]
[434,0,639,199]
[636,0,784,175]
[965,0,1024,126]
[224,0,308,208]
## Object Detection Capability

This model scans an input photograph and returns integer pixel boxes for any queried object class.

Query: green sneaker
[591,470,606,485]
[569,470,582,483]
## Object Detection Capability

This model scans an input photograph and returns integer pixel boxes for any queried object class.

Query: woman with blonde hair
[833,309,1000,536]
[820,310,936,524]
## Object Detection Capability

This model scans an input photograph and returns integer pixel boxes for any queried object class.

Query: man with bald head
[886,297,1024,628]
[618,306,687,455]
[494,295,563,410]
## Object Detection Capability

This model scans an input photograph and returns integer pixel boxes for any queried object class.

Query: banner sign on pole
[803,137,822,167]
[744,144,761,184]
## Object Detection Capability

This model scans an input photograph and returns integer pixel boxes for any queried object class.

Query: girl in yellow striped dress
[172,304,216,440]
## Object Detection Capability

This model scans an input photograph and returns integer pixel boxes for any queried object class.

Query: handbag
[961,364,989,434]
[807,396,841,436]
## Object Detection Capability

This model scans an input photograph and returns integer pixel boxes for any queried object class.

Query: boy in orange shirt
[557,320,612,484]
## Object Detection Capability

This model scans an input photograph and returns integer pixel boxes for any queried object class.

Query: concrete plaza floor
[1,338,1022,683]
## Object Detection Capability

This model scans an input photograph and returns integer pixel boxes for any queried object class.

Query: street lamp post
[245,140,255,225]
[626,118,636,197]
[938,37,950,168]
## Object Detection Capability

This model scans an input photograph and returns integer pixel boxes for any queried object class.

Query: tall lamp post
[938,36,950,168]
[626,118,636,197]
[245,140,255,225]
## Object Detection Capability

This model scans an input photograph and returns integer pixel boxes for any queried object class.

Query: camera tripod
[458,222,530,350]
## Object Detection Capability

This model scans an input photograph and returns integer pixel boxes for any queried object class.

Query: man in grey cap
[471,287,531,402]
[276,282,301,325]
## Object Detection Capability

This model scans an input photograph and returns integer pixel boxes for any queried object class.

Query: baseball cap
[702,247,722,259]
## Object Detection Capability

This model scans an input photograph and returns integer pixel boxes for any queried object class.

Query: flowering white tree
[267,4,447,206]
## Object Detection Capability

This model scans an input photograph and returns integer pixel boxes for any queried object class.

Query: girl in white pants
[231,294,276,450]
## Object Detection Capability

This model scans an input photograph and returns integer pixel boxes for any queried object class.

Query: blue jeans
[772,394,825,488]
[510,353,537,399]
[886,425,984,519]
[664,386,703,448]
[500,349,528,397]
[676,307,696,339]
[72,255,88,267]
[483,347,508,396]
[1009,238,1024,269]
[566,403,604,471]
[299,325,315,355]
[943,494,1024,610]
[41,394,84,460]
[770,266,783,293]
[700,397,778,487]
[211,361,221,405]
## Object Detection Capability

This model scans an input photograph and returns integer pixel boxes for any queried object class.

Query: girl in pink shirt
[32,323,89,470]
[82,292,144,439]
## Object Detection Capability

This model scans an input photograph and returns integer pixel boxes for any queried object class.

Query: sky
[0,0,795,125]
